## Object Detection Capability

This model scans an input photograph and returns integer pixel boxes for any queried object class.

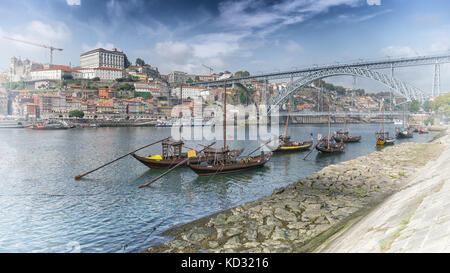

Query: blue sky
[1,0,449,93]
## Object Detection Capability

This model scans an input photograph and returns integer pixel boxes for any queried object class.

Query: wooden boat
[131,152,210,169]
[315,136,345,153]
[315,111,345,153]
[376,99,395,145]
[395,127,413,138]
[376,132,395,145]
[273,135,313,152]
[131,139,242,169]
[395,105,413,139]
[332,130,361,143]
[188,152,271,176]
[188,80,272,176]
[273,105,313,152]
[332,118,361,143]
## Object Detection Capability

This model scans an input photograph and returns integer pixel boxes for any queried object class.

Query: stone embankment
[317,130,450,253]
[145,137,445,253]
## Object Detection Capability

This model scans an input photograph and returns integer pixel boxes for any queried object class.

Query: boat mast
[223,81,227,151]
[382,99,385,134]
[284,103,290,136]
[327,109,331,149]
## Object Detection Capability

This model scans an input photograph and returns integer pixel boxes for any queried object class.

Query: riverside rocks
[146,142,443,253]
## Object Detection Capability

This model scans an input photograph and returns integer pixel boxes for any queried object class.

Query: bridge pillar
[432,62,440,97]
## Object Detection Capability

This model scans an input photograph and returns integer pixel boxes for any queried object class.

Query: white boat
[393,119,403,125]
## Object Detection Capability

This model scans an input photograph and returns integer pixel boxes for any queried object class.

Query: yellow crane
[2,36,63,66]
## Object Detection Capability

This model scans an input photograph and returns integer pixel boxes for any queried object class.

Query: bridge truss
[190,53,450,110]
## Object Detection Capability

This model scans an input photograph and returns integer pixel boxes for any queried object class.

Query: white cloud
[66,0,81,6]
[81,42,116,52]
[155,41,193,65]
[367,0,381,6]
[380,46,418,58]
[218,0,360,37]
[284,40,303,55]
[1,20,71,52]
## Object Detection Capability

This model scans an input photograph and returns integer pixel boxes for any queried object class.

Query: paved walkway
[318,131,450,253]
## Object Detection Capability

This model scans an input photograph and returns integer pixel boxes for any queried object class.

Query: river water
[0,123,436,252]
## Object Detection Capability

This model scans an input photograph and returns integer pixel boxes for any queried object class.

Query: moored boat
[273,105,313,152]
[395,127,413,138]
[376,99,395,146]
[188,80,272,176]
[376,131,395,145]
[315,136,345,153]
[273,135,313,152]
[29,121,71,130]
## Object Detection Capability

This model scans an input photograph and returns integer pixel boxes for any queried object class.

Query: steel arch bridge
[267,67,426,114]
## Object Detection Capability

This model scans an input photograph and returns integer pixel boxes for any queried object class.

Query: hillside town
[0,47,408,124]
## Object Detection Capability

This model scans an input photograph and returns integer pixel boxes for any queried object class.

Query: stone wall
[145,141,444,253]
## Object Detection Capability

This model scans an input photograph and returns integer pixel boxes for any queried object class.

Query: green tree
[135,92,153,99]
[136,58,146,66]
[423,100,433,112]
[69,110,85,118]
[408,99,420,113]
[124,55,131,68]
[92,77,100,81]
[234,71,250,78]
[431,92,450,115]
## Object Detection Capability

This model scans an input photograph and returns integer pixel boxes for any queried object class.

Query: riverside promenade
[145,130,447,253]
[317,128,450,253]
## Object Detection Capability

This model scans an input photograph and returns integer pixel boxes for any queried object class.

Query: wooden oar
[303,139,316,160]
[245,139,273,157]
[138,142,216,189]
[74,137,170,180]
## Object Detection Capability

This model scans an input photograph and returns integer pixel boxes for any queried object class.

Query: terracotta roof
[33,65,73,72]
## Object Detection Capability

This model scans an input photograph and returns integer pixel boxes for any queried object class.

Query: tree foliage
[431,92,450,115]
[408,99,420,113]
[69,109,84,118]
[116,83,135,91]
[135,92,153,99]
[136,58,146,66]
[234,71,250,78]
[124,55,131,68]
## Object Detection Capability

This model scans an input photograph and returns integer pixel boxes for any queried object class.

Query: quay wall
[145,129,447,253]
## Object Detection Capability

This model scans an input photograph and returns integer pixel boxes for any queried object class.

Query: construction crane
[2,36,63,66]
[202,64,213,75]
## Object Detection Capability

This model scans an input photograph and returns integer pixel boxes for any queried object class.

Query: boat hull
[188,154,271,176]
[377,137,395,145]
[131,153,212,169]
[273,141,313,152]
[333,135,361,143]
[315,144,345,153]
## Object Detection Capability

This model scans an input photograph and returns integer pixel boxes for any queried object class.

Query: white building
[30,65,82,81]
[80,48,126,70]
[134,82,169,96]
[0,90,8,116]
[173,86,210,100]
[76,67,123,81]
[168,71,188,84]
[9,57,43,82]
